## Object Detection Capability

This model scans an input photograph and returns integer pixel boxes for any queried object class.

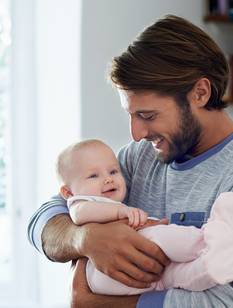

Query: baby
[57,139,233,295]
[57,139,148,228]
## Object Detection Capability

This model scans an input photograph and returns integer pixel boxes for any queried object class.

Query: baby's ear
[60,185,73,199]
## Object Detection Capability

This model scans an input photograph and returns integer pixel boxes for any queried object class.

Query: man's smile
[152,137,165,150]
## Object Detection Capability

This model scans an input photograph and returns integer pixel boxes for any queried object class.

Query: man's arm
[27,194,69,253]
[27,194,169,288]
[71,258,139,308]
[42,216,169,288]
[71,258,167,308]
[41,214,86,262]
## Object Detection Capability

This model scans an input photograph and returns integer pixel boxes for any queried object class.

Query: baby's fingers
[139,209,148,226]
[127,210,135,226]
[129,208,144,229]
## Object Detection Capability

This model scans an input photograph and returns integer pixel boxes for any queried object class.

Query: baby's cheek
[82,183,103,197]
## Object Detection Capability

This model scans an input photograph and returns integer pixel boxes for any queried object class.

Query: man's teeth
[154,137,163,145]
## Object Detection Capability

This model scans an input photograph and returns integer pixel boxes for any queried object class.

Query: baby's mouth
[103,188,116,193]
[102,188,117,195]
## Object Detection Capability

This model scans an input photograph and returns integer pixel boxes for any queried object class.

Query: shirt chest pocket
[170,211,206,228]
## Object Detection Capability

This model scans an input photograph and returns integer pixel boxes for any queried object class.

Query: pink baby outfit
[86,192,233,295]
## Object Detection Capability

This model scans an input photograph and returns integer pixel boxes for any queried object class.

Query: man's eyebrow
[124,108,156,113]
[136,110,156,113]
[123,107,159,115]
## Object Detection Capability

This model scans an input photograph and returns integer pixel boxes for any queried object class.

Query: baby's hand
[118,206,148,228]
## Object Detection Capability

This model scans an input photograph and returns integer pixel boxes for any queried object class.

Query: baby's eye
[110,169,118,175]
[88,173,98,179]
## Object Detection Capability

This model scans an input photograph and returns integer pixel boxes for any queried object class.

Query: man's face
[119,90,202,163]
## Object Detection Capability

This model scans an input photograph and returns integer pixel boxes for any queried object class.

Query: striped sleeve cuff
[136,290,167,308]
[27,195,69,254]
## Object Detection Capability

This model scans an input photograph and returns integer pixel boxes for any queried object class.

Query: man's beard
[155,105,202,164]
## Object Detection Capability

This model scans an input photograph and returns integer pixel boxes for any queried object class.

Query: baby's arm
[69,200,147,227]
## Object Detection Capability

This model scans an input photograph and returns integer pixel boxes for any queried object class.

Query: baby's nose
[104,177,113,184]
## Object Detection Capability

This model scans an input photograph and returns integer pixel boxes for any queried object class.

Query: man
[28,15,233,307]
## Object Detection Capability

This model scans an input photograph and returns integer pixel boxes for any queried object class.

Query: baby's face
[68,143,126,202]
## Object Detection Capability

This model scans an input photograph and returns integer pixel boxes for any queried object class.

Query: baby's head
[56,139,126,202]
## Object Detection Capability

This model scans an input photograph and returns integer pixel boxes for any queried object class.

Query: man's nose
[130,117,148,142]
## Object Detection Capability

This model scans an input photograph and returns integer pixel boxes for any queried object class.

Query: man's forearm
[42,214,87,262]
[71,292,139,308]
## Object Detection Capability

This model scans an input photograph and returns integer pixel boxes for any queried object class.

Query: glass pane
[0,0,12,283]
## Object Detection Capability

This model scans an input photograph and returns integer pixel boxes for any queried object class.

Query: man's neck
[193,109,233,156]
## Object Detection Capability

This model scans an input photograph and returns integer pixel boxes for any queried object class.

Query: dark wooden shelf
[204,15,233,23]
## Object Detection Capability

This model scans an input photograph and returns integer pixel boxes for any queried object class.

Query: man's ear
[60,185,73,199]
[187,78,211,108]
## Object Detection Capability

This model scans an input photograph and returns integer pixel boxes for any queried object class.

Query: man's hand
[137,218,169,230]
[80,218,170,289]
[71,258,139,308]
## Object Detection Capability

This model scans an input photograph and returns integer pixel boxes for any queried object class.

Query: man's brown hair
[110,15,229,110]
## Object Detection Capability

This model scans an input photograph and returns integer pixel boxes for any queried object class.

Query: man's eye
[138,113,155,120]
[110,169,118,175]
[88,174,98,179]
